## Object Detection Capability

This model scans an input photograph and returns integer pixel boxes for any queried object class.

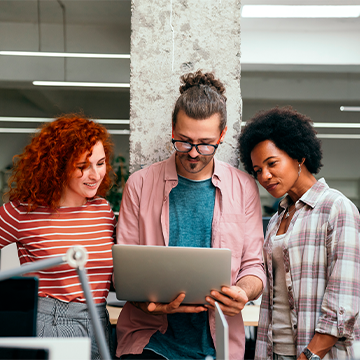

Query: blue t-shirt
[145,175,216,359]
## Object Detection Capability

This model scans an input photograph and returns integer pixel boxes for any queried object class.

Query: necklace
[285,205,296,219]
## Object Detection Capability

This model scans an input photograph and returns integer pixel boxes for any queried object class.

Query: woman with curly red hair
[0,115,116,359]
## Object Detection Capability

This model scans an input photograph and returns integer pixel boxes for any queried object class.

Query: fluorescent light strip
[241,5,360,18]
[109,130,130,135]
[1,128,357,139]
[313,122,360,128]
[317,134,360,139]
[0,117,130,125]
[340,106,360,112]
[0,128,130,135]
[241,122,360,128]
[0,51,130,59]
[33,81,130,88]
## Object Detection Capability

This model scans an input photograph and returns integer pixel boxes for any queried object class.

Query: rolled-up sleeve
[316,198,360,340]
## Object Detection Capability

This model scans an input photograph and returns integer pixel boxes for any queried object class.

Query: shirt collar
[164,152,179,181]
[278,178,328,214]
[212,156,222,182]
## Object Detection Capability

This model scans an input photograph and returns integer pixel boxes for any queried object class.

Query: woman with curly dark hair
[239,106,360,360]
[0,115,116,359]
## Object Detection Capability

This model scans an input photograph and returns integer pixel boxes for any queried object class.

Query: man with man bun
[115,70,266,360]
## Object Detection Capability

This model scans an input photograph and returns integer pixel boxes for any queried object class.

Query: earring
[298,163,302,176]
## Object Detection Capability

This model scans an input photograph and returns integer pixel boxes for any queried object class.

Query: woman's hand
[205,285,248,316]
[130,293,207,315]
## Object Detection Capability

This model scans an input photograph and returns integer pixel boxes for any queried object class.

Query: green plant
[106,155,129,213]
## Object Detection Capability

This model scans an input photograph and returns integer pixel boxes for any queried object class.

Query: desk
[242,305,260,327]
[107,305,122,325]
[107,304,260,327]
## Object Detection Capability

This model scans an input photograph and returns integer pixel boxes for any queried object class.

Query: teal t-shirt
[145,175,216,359]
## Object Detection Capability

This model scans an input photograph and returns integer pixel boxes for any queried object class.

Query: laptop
[112,244,231,304]
[0,276,39,337]
[215,302,229,360]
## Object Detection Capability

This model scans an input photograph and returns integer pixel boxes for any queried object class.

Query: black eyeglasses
[172,139,219,155]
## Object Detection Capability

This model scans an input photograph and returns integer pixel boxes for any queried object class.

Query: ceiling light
[340,106,360,112]
[0,51,130,59]
[0,128,130,135]
[0,117,130,124]
[317,134,360,139]
[33,81,130,88]
[241,5,360,18]
[313,122,360,128]
[241,122,360,128]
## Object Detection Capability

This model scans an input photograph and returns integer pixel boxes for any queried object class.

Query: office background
[0,0,359,211]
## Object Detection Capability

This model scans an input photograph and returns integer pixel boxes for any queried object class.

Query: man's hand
[204,285,248,316]
[130,293,208,315]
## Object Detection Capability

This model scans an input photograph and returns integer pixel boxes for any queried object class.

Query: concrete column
[129,0,241,173]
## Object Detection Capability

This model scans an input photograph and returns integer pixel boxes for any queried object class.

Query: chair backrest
[0,276,39,337]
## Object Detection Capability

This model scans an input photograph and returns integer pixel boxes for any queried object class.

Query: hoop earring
[298,163,302,176]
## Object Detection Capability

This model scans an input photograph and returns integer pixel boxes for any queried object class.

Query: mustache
[185,154,200,161]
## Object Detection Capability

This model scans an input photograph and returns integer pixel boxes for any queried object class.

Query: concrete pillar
[129,0,241,173]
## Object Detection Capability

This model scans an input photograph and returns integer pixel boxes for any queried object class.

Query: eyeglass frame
[171,129,225,156]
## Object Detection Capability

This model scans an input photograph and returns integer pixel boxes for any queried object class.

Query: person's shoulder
[315,181,358,215]
[1,200,25,213]
[0,200,32,222]
[127,158,170,183]
[325,187,357,209]
[216,159,256,183]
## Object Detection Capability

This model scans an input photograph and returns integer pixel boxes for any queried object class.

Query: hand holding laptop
[130,293,208,315]
[205,285,249,316]
[205,274,264,317]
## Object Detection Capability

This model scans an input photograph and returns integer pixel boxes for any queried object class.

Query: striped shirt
[255,178,360,360]
[0,198,116,304]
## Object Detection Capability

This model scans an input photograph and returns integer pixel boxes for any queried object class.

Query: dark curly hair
[7,115,114,211]
[172,70,227,131]
[239,106,323,177]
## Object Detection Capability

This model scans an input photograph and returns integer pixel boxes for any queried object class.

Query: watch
[303,347,321,360]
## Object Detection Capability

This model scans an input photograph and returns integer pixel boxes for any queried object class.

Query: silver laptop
[215,302,229,360]
[112,244,231,304]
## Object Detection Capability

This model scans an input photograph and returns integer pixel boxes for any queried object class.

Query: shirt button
[163,197,167,202]
[339,309,345,314]
[293,324,297,329]
[290,305,294,310]
[288,286,292,291]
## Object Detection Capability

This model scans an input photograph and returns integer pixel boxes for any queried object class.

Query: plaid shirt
[255,178,360,360]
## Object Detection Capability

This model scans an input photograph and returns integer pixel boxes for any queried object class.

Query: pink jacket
[115,153,266,359]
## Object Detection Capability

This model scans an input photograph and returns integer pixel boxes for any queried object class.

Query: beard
[177,153,214,174]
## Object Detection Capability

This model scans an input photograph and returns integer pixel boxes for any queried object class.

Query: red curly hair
[7,115,114,211]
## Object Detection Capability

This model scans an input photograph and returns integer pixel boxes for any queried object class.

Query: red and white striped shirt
[0,198,116,304]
